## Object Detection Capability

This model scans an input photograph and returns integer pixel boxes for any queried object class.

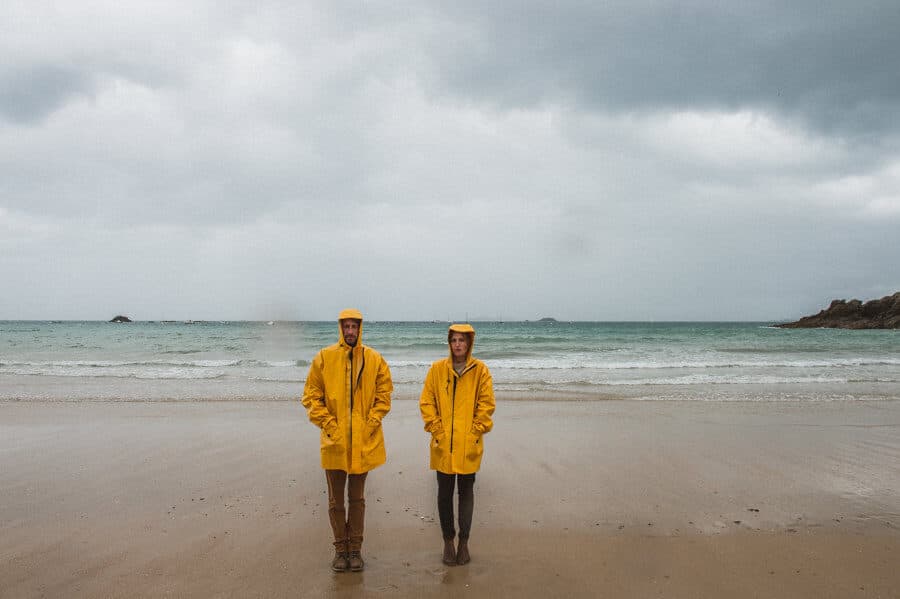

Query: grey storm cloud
[1,1,899,320]
[0,65,95,124]
[424,1,900,138]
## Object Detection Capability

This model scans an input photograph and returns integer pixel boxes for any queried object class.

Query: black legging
[437,471,476,540]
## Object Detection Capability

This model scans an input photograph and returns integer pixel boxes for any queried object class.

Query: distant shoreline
[3,319,792,324]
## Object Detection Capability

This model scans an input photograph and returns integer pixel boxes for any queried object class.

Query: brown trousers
[325,470,368,552]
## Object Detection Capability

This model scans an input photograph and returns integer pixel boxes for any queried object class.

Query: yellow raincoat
[301,309,393,474]
[419,324,495,474]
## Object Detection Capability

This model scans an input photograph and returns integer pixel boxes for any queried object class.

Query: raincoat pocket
[363,422,383,453]
[321,427,344,462]
[322,426,341,445]
[465,433,483,463]
[431,433,447,457]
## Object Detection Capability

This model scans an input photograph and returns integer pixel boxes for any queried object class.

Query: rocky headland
[777,292,900,329]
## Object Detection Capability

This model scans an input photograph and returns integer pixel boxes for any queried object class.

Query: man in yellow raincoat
[419,323,495,566]
[301,309,392,572]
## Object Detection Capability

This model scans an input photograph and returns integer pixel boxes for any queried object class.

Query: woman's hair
[447,331,474,345]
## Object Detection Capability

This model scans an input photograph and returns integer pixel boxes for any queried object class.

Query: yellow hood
[448,323,475,363]
[338,308,364,347]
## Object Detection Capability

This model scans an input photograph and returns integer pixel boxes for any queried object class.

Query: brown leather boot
[456,539,470,565]
[331,550,349,572]
[442,538,456,566]
[348,551,365,572]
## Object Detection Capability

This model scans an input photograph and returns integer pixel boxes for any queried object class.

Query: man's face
[341,319,361,346]
[449,333,469,361]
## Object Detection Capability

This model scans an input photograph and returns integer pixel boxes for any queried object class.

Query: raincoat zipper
[449,362,476,455]
[348,348,365,453]
[450,376,457,453]
[348,351,353,448]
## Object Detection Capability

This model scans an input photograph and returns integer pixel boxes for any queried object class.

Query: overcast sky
[2,1,899,321]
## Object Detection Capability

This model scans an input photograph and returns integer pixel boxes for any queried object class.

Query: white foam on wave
[606,374,852,385]
[486,357,900,370]
[490,374,866,388]
[0,357,239,380]
[249,376,305,383]
[0,358,311,369]
[0,358,241,368]
[1,364,227,380]
[384,360,434,368]
[133,369,226,380]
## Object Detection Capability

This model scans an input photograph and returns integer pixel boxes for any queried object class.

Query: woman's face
[449,333,469,361]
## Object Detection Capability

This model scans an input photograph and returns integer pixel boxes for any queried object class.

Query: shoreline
[3,374,900,403]
[2,399,899,597]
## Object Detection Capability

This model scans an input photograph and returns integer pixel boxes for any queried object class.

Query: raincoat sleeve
[470,366,495,435]
[418,366,444,435]
[366,354,393,426]
[301,352,338,436]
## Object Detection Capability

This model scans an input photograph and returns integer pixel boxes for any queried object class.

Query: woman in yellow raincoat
[419,323,495,566]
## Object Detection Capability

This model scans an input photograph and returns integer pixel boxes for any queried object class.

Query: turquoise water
[1,320,898,401]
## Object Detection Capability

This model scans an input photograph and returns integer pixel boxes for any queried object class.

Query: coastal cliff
[777,292,900,329]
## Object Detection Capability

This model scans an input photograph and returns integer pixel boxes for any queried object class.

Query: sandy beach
[2,398,899,598]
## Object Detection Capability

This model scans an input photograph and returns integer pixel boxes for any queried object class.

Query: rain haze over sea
[1,320,898,402]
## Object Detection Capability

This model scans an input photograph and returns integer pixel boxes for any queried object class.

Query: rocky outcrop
[109,315,133,323]
[777,292,900,329]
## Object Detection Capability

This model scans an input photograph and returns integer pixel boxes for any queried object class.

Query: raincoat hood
[338,308,364,347]
[448,323,475,363]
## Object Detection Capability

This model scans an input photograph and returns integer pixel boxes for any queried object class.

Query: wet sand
[1,399,899,598]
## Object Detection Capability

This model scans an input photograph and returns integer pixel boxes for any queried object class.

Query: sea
[1,320,898,402]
